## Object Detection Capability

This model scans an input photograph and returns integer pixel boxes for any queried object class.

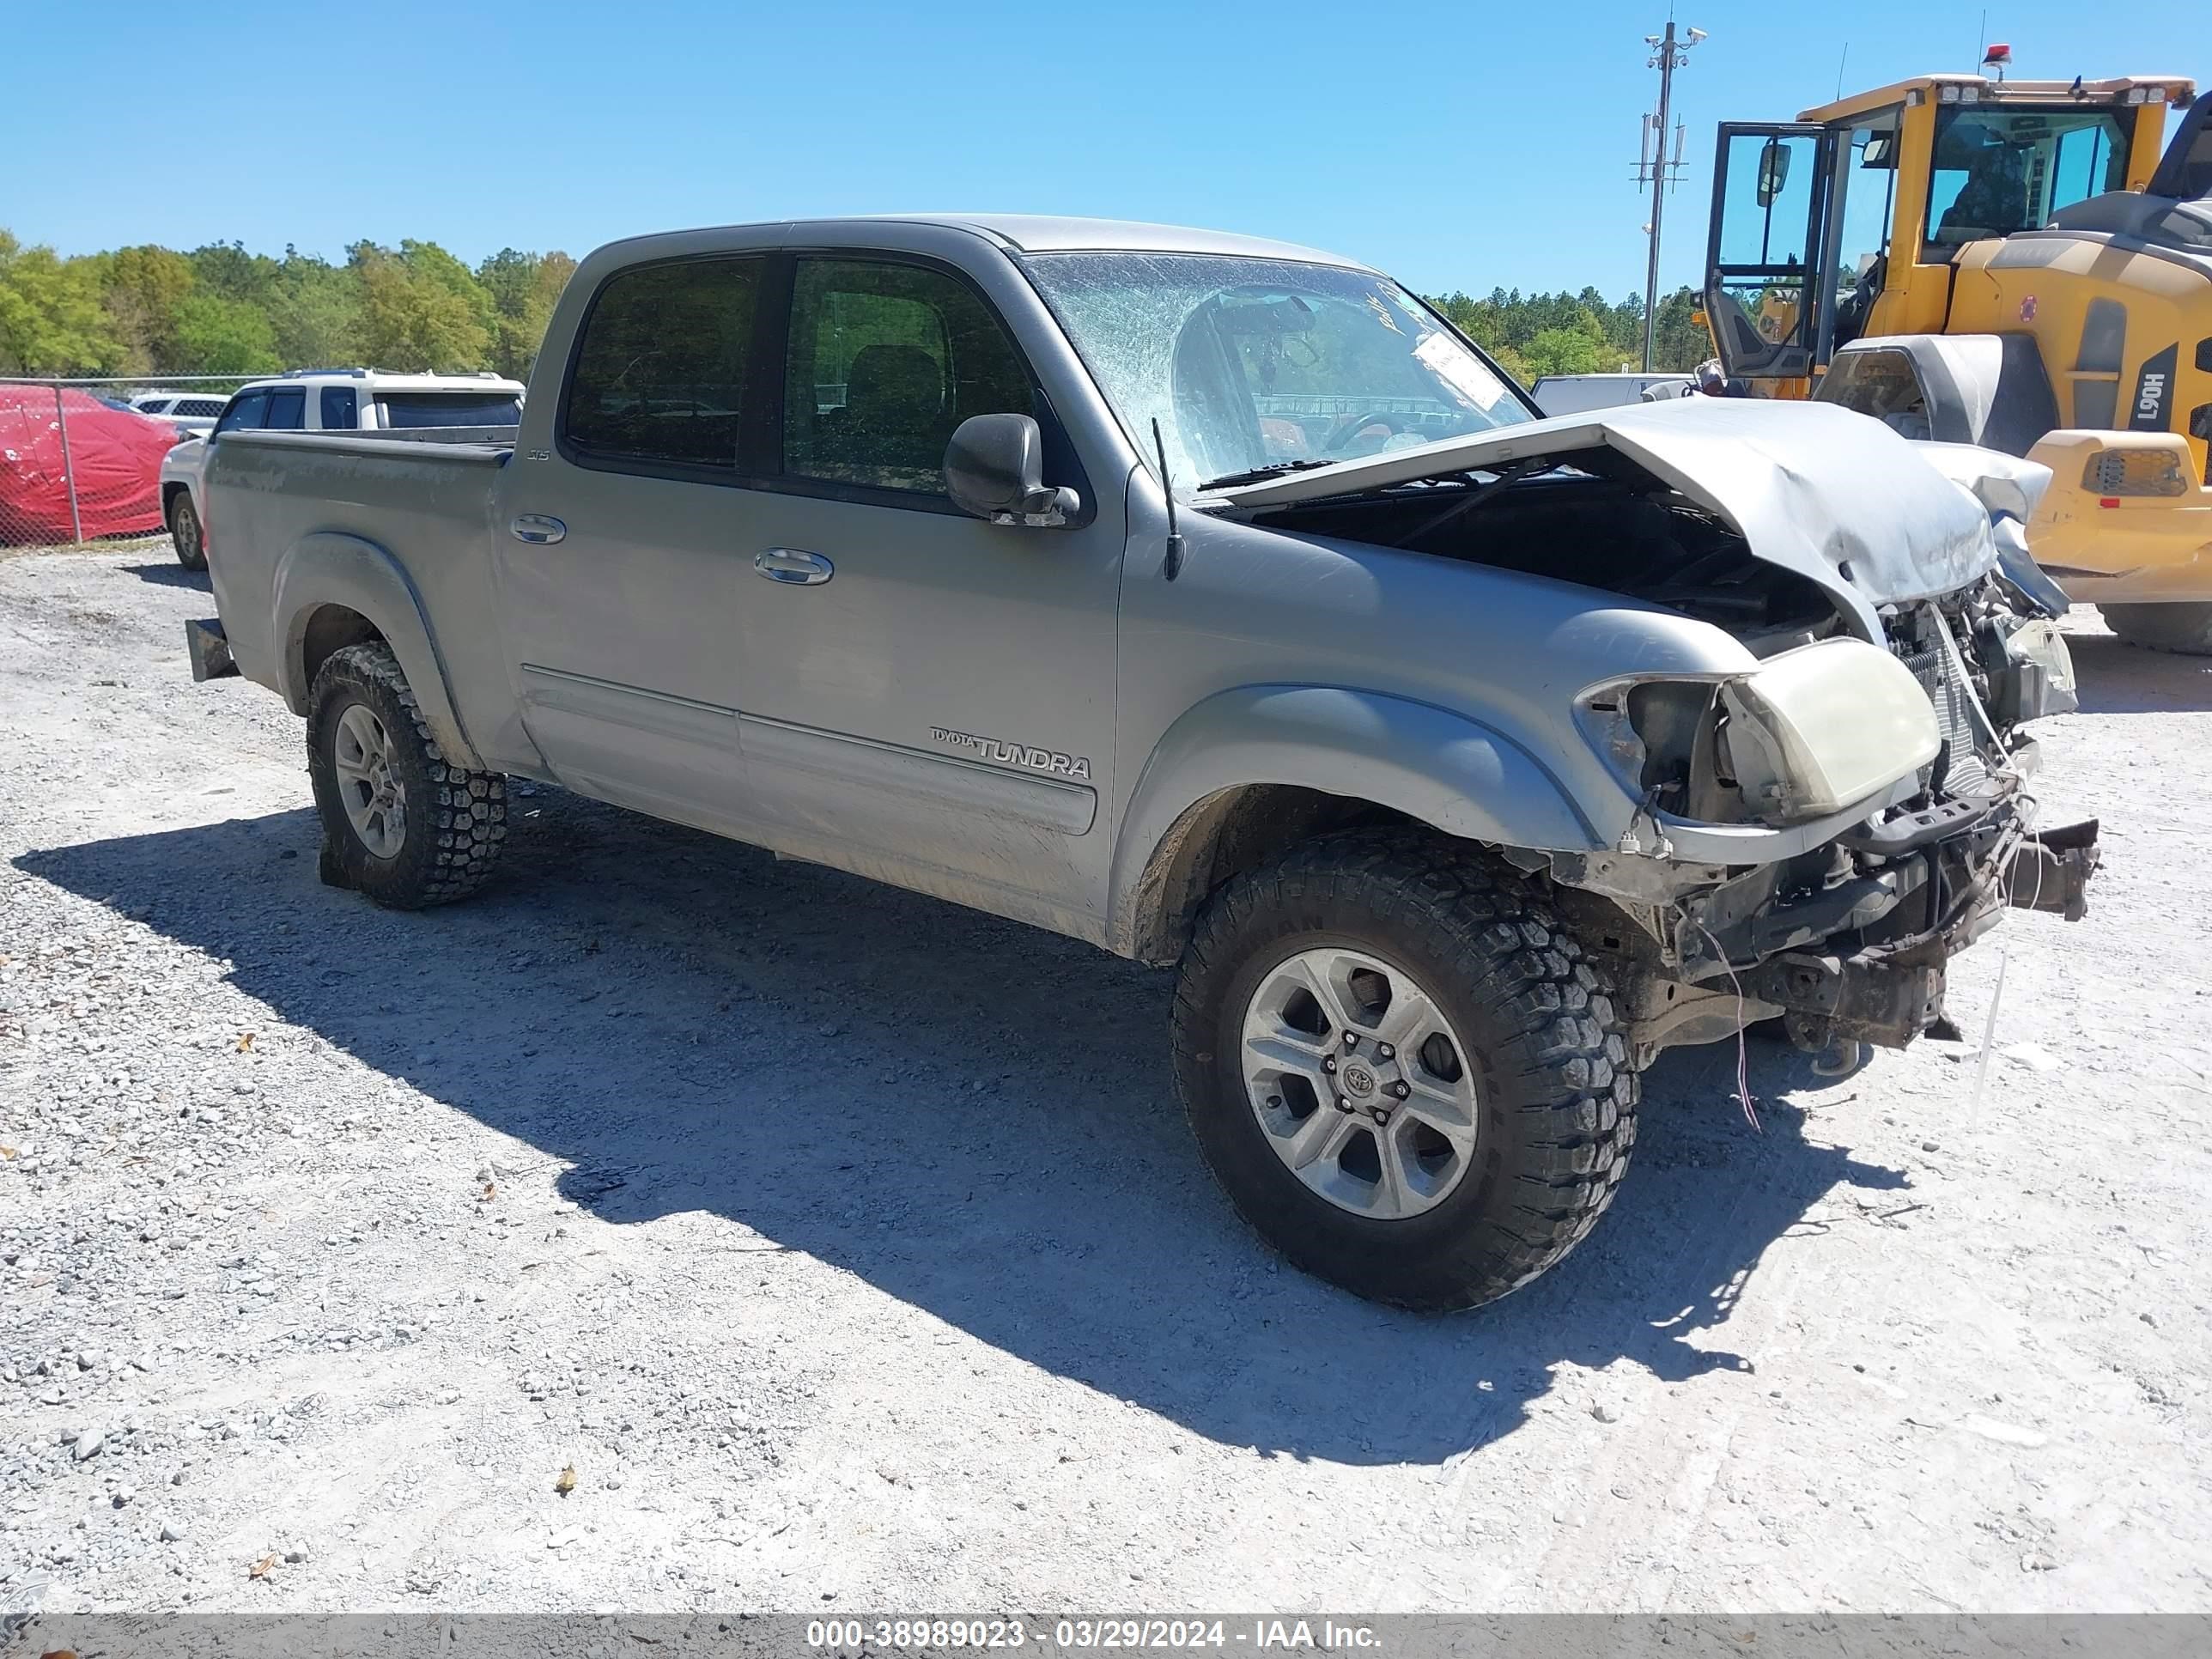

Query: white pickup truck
[184,216,2094,1310]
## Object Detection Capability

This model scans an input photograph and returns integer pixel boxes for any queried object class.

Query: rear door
[728,249,1123,923]
[489,253,769,831]
[1705,123,1836,382]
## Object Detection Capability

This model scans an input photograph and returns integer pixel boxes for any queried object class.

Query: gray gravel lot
[2,544,2209,1615]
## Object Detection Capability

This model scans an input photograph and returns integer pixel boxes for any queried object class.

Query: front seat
[834,343,948,484]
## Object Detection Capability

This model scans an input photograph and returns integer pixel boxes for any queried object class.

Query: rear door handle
[755,548,834,586]
[509,514,566,545]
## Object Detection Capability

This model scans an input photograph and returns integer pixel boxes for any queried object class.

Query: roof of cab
[896,214,1370,268]
[602,215,1373,271]
[1798,73,2195,125]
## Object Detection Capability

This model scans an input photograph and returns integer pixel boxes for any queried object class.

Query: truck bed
[201,428,515,752]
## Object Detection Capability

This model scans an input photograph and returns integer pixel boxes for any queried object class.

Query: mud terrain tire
[2103,603,2212,657]
[307,642,506,908]
[1172,830,1639,1311]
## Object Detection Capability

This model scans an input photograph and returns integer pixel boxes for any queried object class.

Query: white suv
[131,390,232,437]
[161,368,524,569]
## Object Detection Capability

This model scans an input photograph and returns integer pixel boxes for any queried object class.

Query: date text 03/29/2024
[805,1619,1382,1651]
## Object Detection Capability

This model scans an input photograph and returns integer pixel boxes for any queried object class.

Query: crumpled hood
[1218,397,2004,640]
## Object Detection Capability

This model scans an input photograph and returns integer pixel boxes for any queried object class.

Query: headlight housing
[1580,637,1940,827]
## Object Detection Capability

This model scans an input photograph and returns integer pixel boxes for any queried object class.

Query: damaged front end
[1223,398,2100,1063]
[1555,586,2095,1063]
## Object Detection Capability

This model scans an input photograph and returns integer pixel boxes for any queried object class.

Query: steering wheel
[1833,252,1887,349]
[1322,410,1412,453]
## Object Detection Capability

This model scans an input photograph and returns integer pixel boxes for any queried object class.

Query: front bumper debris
[1742,810,2100,1049]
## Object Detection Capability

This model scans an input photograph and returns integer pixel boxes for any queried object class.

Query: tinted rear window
[562,257,762,471]
[175,398,225,417]
[374,392,522,428]
[264,388,306,429]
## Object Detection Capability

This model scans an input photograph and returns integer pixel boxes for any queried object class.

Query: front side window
[564,257,760,471]
[177,398,225,417]
[215,390,269,433]
[374,392,520,428]
[1023,252,1531,492]
[137,398,172,415]
[783,258,1034,496]
[1928,105,2130,251]
[320,386,359,428]
[264,388,306,430]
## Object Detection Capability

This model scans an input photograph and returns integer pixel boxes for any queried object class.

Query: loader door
[1705,124,1836,382]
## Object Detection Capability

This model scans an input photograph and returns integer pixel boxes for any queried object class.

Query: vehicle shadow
[15,793,1907,1466]
[118,558,207,591]
[2065,629,2212,715]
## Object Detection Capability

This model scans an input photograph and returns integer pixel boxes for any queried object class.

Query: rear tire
[169,494,205,571]
[2103,602,2212,656]
[307,642,507,908]
[1171,830,1639,1312]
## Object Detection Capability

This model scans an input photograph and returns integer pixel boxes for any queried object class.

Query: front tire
[2103,602,2212,656]
[169,493,205,571]
[1171,831,1638,1311]
[307,642,507,908]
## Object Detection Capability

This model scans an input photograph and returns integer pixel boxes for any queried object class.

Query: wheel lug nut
[1322,1056,1336,1074]
[1370,1107,1391,1126]
[1335,1096,1353,1114]
[1376,1043,1394,1061]
[1391,1081,1410,1100]
[1343,1033,1360,1050]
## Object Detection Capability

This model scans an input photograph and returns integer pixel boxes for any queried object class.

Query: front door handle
[509,514,566,545]
[755,547,834,586]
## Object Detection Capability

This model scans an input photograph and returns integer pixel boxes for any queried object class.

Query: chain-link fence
[0,375,260,551]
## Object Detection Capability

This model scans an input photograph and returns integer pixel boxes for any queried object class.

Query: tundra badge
[930,726,1092,781]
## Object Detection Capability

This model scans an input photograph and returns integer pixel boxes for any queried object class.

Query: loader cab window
[1826,112,1902,353]
[1927,106,2130,252]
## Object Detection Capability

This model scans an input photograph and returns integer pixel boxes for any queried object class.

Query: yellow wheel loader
[1704,72,2212,652]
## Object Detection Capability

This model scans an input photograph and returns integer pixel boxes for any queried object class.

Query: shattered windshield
[1020,252,1534,493]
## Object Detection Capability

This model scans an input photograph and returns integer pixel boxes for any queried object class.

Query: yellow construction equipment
[1703,70,2212,652]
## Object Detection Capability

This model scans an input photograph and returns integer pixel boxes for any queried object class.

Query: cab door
[727,250,1123,929]
[1705,123,1837,384]
[489,253,772,833]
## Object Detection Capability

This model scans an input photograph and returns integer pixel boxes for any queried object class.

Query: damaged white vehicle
[185,218,2094,1310]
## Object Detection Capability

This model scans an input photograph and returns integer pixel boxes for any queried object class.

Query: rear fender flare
[270,532,485,770]
[1109,685,1601,957]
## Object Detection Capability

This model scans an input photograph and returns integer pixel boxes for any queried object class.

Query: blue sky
[17,0,2201,300]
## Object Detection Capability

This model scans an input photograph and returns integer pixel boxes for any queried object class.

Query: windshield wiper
[1199,459,1334,489]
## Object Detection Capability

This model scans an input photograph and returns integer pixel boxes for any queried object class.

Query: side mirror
[1755,139,1793,207]
[945,413,1080,527]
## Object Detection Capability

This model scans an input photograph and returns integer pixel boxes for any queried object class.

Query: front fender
[1108,684,1600,957]
[271,532,485,769]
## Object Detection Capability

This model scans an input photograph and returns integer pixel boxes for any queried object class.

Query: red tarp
[0,384,177,544]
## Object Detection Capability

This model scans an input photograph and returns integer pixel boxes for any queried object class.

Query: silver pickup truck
[187,215,2094,1310]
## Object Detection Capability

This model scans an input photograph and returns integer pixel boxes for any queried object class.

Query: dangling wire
[1684,910,1761,1133]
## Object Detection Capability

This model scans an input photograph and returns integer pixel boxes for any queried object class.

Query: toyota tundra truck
[184,216,2095,1310]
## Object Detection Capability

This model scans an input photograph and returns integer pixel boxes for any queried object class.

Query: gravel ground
[2,543,2209,1617]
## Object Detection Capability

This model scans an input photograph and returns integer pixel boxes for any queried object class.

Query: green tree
[477,246,574,378]
[349,240,493,371]
[266,249,362,368]
[0,229,120,374]
[99,244,198,373]
[172,294,281,374]
[1522,310,1614,378]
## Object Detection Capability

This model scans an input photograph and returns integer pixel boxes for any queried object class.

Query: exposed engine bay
[1242,455,2097,1066]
